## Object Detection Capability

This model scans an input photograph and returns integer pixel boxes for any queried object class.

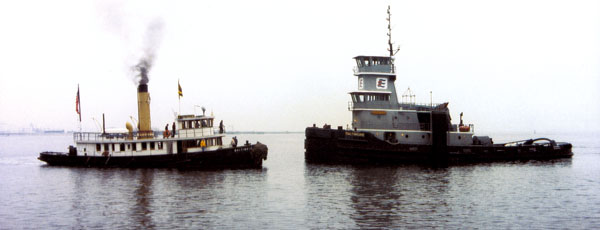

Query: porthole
[422,135,425,139]
[458,136,462,140]
[406,135,409,138]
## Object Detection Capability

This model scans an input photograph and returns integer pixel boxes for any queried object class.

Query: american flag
[76,85,81,122]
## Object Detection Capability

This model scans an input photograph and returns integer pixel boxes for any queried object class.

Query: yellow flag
[178,80,183,98]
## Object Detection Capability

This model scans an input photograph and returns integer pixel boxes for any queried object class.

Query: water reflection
[131,169,155,229]
[58,167,269,229]
[148,169,268,229]
[303,163,454,229]
[348,166,402,228]
[348,166,450,229]
[69,168,89,230]
[303,164,355,228]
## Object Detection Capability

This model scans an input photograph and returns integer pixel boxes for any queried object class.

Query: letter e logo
[358,78,364,89]
[376,78,387,89]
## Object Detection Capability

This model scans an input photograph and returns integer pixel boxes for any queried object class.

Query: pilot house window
[352,94,390,103]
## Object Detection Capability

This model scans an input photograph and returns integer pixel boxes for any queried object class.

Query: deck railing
[74,129,224,142]
[348,101,444,111]
[352,65,395,74]
[398,103,445,111]
[449,124,475,132]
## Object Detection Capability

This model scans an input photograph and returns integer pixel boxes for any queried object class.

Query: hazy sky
[0,0,598,134]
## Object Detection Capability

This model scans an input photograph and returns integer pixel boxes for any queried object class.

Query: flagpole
[178,79,181,115]
[77,84,82,133]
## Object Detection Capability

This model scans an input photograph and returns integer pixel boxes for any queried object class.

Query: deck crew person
[200,139,206,151]
[231,136,238,147]
[164,124,170,138]
[171,122,176,137]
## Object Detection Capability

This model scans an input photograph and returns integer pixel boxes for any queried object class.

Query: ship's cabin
[176,114,218,138]
[73,114,226,157]
[354,56,394,73]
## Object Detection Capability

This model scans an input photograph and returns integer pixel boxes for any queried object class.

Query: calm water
[0,132,599,229]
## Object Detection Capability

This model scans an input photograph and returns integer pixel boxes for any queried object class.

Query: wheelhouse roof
[349,90,392,94]
[177,115,215,121]
[353,55,393,60]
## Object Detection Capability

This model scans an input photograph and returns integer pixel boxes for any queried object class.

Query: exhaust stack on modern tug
[136,59,153,138]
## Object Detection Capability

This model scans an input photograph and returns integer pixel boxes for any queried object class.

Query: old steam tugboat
[304,7,572,164]
[39,62,267,169]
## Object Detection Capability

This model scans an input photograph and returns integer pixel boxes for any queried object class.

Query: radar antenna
[386,5,400,57]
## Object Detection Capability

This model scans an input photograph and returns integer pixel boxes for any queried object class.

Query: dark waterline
[0,133,599,229]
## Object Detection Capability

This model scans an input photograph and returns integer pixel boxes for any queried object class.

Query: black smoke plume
[135,58,151,85]
[134,19,164,85]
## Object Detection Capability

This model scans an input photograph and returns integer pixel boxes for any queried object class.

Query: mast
[386,5,400,57]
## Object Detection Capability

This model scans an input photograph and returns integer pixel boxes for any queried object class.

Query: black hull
[305,127,572,165]
[39,144,268,169]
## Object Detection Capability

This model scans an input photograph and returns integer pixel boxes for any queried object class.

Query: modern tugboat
[304,6,572,164]
[39,62,267,169]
